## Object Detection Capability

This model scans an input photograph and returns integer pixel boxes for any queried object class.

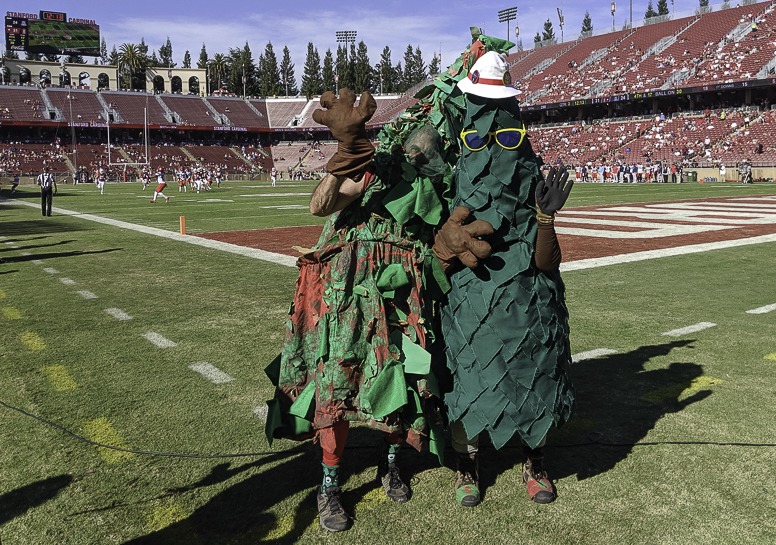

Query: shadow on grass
[121,427,410,544]
[0,239,77,253]
[546,339,711,482]
[0,474,74,525]
[0,220,89,237]
[0,248,122,263]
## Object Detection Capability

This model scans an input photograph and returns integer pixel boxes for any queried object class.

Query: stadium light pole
[611,2,616,32]
[557,8,564,43]
[335,30,357,94]
[498,7,518,51]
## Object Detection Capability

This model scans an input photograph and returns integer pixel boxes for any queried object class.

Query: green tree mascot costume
[441,51,575,507]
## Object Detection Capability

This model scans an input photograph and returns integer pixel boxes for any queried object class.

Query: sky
[5,0,742,86]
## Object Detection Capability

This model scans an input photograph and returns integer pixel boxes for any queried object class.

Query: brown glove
[433,206,495,273]
[312,88,377,181]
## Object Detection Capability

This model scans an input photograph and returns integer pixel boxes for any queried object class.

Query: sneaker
[165,197,169,203]
[455,452,480,507]
[150,200,156,203]
[377,461,410,503]
[522,447,555,504]
[317,486,351,533]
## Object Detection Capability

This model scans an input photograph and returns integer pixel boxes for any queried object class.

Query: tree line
[3,35,441,98]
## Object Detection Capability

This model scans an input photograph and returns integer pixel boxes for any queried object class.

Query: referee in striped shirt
[36,166,58,217]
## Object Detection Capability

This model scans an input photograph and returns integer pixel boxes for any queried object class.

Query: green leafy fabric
[440,94,575,451]
[264,33,519,462]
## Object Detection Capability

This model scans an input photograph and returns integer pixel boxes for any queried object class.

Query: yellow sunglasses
[460,125,527,151]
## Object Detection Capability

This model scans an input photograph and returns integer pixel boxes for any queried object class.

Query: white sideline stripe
[560,233,776,272]
[142,332,177,348]
[662,322,717,337]
[5,198,776,272]
[105,308,133,321]
[1,199,297,268]
[253,405,268,422]
[571,348,618,363]
[746,303,776,315]
[43,267,59,274]
[77,290,98,299]
[59,277,76,285]
[189,362,234,384]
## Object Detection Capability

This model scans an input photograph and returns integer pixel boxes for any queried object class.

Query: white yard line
[104,308,133,321]
[2,199,297,268]
[746,303,776,315]
[662,322,717,337]
[561,233,776,272]
[253,405,268,422]
[76,290,98,299]
[43,268,59,274]
[59,278,76,285]
[189,362,235,384]
[32,260,44,265]
[142,332,177,348]
[5,198,776,272]
[571,348,618,363]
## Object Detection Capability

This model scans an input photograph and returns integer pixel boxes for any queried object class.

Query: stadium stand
[521,29,631,102]
[0,87,47,121]
[591,15,696,96]
[0,142,69,174]
[297,142,333,172]
[159,95,221,126]
[101,91,170,125]
[207,97,269,128]
[47,88,106,124]
[692,6,776,85]
[247,100,272,128]
[184,144,250,171]
[510,41,571,90]
[122,144,196,170]
[264,98,307,127]
[618,4,764,93]
[240,146,274,171]
[4,2,776,180]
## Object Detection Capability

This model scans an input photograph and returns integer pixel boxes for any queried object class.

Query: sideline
[1,198,298,268]
[4,198,776,271]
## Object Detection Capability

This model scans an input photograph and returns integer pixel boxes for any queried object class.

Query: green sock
[386,442,401,466]
[321,462,340,493]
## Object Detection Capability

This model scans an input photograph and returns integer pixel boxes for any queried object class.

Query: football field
[1,180,775,544]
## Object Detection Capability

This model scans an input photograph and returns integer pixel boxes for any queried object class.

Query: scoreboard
[5,10,100,56]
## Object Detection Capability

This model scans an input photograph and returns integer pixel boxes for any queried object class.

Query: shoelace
[387,466,403,489]
[323,488,344,515]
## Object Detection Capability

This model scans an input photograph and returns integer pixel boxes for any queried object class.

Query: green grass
[1,180,776,544]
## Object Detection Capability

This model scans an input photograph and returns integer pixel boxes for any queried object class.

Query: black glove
[536,166,573,216]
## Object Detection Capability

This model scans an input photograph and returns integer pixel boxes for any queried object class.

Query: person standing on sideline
[2,172,21,193]
[270,166,277,187]
[37,167,57,216]
[151,167,169,203]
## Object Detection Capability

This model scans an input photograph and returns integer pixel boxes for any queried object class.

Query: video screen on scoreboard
[5,13,100,56]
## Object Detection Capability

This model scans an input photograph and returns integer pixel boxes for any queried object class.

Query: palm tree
[209,53,229,92]
[118,43,146,90]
